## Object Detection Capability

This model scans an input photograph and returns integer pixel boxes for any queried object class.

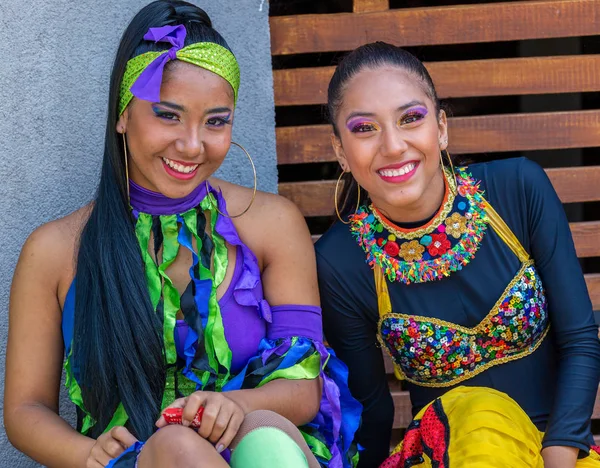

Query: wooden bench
[270,0,600,445]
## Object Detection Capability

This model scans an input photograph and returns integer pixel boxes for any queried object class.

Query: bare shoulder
[17,204,92,294]
[212,178,306,227]
[211,179,312,264]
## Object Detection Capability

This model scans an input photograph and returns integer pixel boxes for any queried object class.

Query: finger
[207,407,232,444]
[103,438,126,458]
[197,400,220,439]
[86,459,104,468]
[183,392,207,428]
[111,426,139,448]
[156,397,187,427]
[215,411,244,452]
[95,448,114,467]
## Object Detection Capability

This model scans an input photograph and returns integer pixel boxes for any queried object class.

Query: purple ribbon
[130,25,187,103]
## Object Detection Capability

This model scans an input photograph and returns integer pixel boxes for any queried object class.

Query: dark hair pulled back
[74,0,232,440]
[327,42,442,219]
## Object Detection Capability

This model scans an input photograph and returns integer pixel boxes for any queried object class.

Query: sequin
[350,168,488,284]
[378,264,549,387]
[399,240,425,262]
[119,42,240,115]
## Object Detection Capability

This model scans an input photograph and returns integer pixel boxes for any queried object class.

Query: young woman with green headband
[4,2,360,467]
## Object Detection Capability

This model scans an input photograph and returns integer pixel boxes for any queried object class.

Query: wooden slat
[450,111,600,155]
[273,55,600,106]
[570,222,600,258]
[279,167,600,217]
[276,111,600,165]
[271,1,600,55]
[546,166,600,204]
[391,385,413,428]
[353,0,388,13]
[588,274,600,312]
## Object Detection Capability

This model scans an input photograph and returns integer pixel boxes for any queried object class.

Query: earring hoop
[439,149,458,195]
[206,141,257,219]
[122,133,130,202]
[334,170,360,225]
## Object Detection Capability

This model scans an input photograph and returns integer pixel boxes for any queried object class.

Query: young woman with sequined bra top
[4,2,360,467]
[315,42,600,468]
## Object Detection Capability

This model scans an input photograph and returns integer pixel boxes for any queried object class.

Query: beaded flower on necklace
[349,168,488,284]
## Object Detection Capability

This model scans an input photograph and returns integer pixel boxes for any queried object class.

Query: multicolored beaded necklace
[350,168,488,284]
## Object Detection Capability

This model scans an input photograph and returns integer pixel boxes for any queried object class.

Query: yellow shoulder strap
[374,265,392,318]
[374,265,405,381]
[482,199,530,263]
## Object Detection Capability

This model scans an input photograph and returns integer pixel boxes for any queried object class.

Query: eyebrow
[154,103,233,116]
[206,107,233,115]
[155,101,186,112]
[345,100,427,123]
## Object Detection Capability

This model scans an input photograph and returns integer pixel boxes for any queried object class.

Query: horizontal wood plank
[271,1,600,55]
[280,167,600,217]
[273,55,600,106]
[588,274,600,312]
[569,222,600,258]
[353,0,388,13]
[545,166,600,204]
[276,111,600,165]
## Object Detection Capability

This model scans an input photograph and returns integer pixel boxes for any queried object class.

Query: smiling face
[332,66,449,221]
[117,61,235,199]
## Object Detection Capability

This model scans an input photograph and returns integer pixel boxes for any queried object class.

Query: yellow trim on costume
[374,265,406,380]
[377,260,534,335]
[374,196,549,387]
[377,323,550,388]
[371,168,457,241]
[483,200,530,263]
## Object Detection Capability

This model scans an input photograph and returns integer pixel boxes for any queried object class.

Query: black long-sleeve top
[316,158,600,467]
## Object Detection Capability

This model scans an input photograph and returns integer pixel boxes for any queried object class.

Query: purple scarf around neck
[129,180,207,216]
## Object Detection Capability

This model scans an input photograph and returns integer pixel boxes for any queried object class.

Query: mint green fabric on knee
[230,427,309,468]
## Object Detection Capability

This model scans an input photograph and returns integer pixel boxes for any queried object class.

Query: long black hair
[327,42,444,219]
[74,0,233,440]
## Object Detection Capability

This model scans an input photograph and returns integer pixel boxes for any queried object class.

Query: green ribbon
[301,432,332,462]
[134,213,162,310]
[64,350,95,435]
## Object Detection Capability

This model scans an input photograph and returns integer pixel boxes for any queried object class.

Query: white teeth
[162,157,198,174]
[379,163,416,178]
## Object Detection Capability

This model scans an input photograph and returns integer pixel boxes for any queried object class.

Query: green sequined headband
[118,25,240,115]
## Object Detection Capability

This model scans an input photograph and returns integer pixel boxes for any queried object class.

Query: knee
[139,425,217,467]
[235,410,298,441]
[243,410,293,427]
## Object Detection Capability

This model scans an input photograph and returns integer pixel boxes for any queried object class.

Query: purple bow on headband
[130,24,187,103]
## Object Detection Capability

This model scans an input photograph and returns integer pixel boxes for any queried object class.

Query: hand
[156,391,245,453]
[541,445,578,468]
[86,426,138,468]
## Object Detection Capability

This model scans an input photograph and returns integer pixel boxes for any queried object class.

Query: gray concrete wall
[0,1,275,465]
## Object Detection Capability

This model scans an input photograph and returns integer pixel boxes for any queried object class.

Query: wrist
[541,445,578,468]
[224,390,254,415]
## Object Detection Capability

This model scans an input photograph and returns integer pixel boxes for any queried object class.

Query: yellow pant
[390,387,600,468]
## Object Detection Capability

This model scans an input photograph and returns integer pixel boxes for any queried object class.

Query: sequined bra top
[349,168,549,388]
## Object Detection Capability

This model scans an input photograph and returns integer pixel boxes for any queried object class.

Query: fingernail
[217,444,224,453]
[182,419,190,427]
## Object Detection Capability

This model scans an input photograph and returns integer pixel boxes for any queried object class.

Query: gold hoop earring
[122,133,130,202]
[440,149,458,195]
[206,141,257,219]
[334,170,360,225]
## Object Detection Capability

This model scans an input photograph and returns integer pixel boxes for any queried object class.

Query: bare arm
[4,221,94,467]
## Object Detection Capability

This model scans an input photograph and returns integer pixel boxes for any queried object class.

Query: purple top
[63,181,323,375]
